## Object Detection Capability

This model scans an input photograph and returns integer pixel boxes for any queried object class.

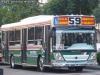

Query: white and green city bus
[1,15,97,72]
[0,29,2,61]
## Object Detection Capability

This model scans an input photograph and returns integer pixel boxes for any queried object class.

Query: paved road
[0,64,100,75]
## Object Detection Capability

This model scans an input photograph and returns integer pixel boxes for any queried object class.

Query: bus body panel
[0,15,98,71]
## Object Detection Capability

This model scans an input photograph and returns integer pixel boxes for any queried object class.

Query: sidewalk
[86,66,100,70]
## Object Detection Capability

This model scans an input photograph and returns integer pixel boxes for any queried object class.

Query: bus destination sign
[54,16,95,26]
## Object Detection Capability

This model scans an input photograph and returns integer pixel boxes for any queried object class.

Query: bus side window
[9,30,15,46]
[15,29,20,45]
[35,26,43,45]
[28,27,34,45]
[2,31,4,42]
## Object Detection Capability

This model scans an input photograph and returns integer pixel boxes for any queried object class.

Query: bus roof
[1,15,54,31]
[21,15,54,22]
[1,15,95,31]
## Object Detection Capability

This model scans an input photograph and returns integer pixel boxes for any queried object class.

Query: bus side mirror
[96,40,98,42]
[49,27,56,38]
[49,30,53,38]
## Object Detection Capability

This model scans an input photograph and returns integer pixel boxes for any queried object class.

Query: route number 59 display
[69,17,81,25]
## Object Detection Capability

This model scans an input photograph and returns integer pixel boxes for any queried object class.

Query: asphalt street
[0,64,100,75]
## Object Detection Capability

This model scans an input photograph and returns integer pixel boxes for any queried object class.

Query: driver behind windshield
[74,33,86,43]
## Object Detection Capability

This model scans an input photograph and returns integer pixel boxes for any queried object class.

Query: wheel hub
[39,57,43,70]
[11,57,14,67]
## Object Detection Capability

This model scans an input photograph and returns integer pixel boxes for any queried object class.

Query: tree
[2,0,41,24]
[93,0,100,23]
[0,6,8,26]
[42,0,99,15]
[74,0,99,15]
[93,7,100,23]
[42,0,75,15]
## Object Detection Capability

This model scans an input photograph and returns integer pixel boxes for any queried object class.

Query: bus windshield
[53,28,95,50]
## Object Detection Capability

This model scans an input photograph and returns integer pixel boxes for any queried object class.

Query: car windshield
[53,28,95,50]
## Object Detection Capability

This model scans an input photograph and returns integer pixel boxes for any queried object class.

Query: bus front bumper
[51,60,98,67]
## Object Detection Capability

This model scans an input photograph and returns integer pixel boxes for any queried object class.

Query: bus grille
[63,55,89,61]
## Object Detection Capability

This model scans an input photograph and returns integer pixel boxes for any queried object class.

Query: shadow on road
[0,63,9,65]
[9,66,94,74]
[0,63,95,74]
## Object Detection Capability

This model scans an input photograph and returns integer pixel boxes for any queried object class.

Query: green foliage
[0,6,8,25]
[1,0,41,25]
[42,0,75,15]
[93,7,100,23]
[0,0,100,26]
[42,0,99,15]
[97,52,100,65]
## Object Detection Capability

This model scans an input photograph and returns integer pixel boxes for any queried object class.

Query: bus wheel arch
[10,54,13,58]
[10,53,13,67]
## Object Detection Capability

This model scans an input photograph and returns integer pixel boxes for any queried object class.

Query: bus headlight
[88,52,96,60]
[54,53,63,60]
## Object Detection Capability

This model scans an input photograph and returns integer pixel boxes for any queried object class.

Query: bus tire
[75,67,84,72]
[10,55,17,69]
[37,56,48,72]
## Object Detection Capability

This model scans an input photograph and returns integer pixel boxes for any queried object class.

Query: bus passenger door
[4,31,9,63]
[44,26,51,65]
[21,29,27,65]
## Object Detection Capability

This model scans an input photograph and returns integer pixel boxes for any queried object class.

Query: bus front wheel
[10,55,17,69]
[37,56,48,72]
